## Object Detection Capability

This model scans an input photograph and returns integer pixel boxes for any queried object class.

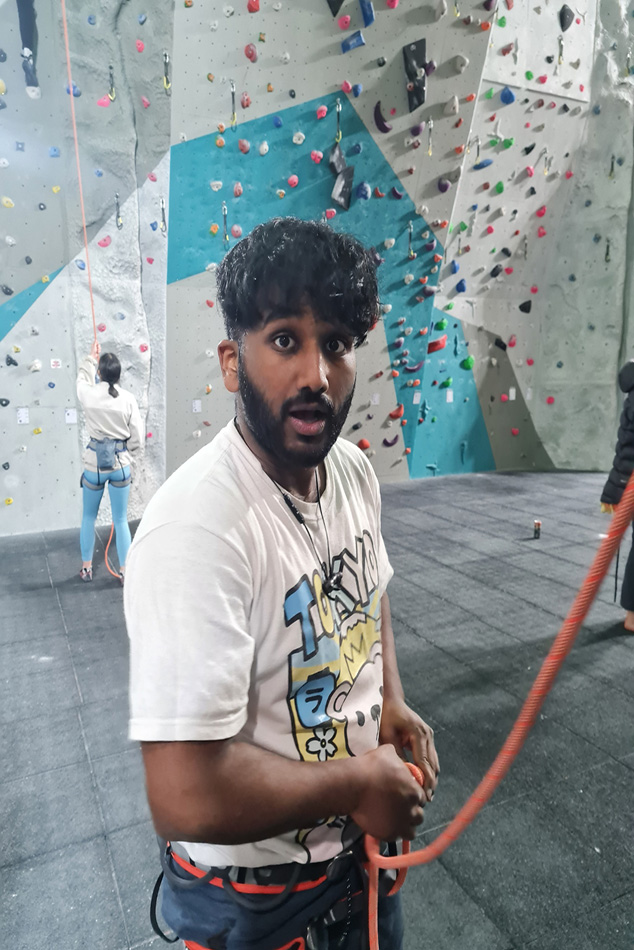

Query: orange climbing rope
[365,470,634,950]
[61,1,124,579]
[60,0,97,341]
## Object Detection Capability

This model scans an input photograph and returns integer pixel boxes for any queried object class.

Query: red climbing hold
[247,0,260,10]
[526,358,534,366]
[427,334,448,354]
[358,438,370,449]
[325,209,336,219]
[206,299,214,307]
[511,427,519,436]
[546,396,555,405]
[389,403,405,419]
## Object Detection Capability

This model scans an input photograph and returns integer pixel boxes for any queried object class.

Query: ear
[217,339,239,394]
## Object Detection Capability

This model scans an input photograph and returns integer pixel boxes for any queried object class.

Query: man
[125,217,439,950]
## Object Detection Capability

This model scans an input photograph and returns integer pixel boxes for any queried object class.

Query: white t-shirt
[125,419,393,868]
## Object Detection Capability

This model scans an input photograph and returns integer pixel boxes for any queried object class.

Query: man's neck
[233,417,324,502]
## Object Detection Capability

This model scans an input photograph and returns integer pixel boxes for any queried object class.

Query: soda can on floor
[534,519,542,539]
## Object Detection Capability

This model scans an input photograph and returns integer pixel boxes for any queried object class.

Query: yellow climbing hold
[52,185,61,193]
[12,345,20,353]
[33,427,42,435]
[0,79,6,95]
[41,275,49,283]
[2,196,14,208]
[4,498,13,506]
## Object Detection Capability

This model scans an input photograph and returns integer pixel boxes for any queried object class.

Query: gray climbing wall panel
[0,0,173,536]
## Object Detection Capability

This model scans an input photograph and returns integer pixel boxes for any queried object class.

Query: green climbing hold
[495,181,504,194]
[459,221,468,232]
[484,88,494,99]
[439,377,453,389]
[503,137,514,149]
[435,318,448,330]
[489,138,500,148]
[445,303,454,310]
[497,15,506,26]
[461,355,475,370]
[525,70,534,80]
[431,416,437,423]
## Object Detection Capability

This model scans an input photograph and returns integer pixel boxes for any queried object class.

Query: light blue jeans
[80,466,131,567]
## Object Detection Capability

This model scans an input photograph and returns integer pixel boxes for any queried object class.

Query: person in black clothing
[601,359,634,631]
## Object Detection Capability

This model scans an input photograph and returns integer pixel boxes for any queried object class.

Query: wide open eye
[272,333,294,350]
[325,337,347,355]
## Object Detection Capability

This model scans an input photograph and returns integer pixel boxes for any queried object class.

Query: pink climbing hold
[140,343,149,353]
[234,182,243,196]
[508,335,517,347]
[511,428,520,436]
[386,0,399,7]
[98,236,111,247]
[148,172,157,181]
[546,396,555,405]
[486,225,494,235]
[341,80,353,94]
[245,43,257,63]
[141,96,150,108]
[565,170,574,179]
[325,208,336,219]
[526,165,535,177]
[526,358,535,366]
[97,323,106,333]
[206,299,214,307]
[316,105,328,119]
[97,95,110,107]
[241,92,251,109]
[537,75,547,83]
[231,225,243,238]
[136,39,145,52]
[338,14,351,28]
[146,257,154,264]
[537,226,547,238]
[504,266,514,274]
[500,393,509,403]
[536,205,546,217]
[238,139,251,153]
[530,285,539,294]
[310,150,323,163]
[288,174,299,187]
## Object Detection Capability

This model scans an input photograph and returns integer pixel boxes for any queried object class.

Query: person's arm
[76,341,101,399]
[379,591,440,801]
[141,735,424,845]
[126,398,144,454]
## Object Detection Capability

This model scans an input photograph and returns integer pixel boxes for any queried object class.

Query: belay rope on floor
[365,471,634,950]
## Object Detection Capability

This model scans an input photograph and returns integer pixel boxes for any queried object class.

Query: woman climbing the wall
[76,340,144,585]
[601,357,634,631]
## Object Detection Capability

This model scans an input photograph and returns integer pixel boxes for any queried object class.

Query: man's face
[237,306,356,469]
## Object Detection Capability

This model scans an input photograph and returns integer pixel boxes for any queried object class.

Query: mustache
[282,394,335,417]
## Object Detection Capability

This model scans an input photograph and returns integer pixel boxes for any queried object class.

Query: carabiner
[163,52,171,95]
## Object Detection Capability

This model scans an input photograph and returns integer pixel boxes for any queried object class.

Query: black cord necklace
[272,471,343,598]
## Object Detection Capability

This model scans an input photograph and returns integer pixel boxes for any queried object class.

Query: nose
[296,340,328,395]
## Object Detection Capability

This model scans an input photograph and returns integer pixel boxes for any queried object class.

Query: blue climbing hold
[150,221,158,231]
[359,0,375,27]
[569,274,576,281]
[473,159,493,170]
[138,13,147,24]
[95,169,103,177]
[49,146,60,158]
[352,83,363,97]
[350,142,363,154]
[593,104,601,114]
[585,199,592,207]
[356,181,371,200]
[75,260,86,270]
[470,204,478,211]
[273,115,283,127]
[456,278,467,293]
[87,14,97,25]
[593,233,601,243]
[115,312,126,321]
[500,86,516,105]
[66,81,81,97]
[450,260,460,274]
[48,382,55,389]
[341,31,365,54]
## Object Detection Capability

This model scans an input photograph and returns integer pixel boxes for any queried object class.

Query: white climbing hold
[259,141,269,155]
[404,274,414,284]
[210,20,219,30]
[281,51,291,64]
[384,238,395,249]
[381,303,392,313]
[223,5,234,16]
[292,131,305,145]
[454,54,469,73]
[5,235,16,246]
[444,95,459,116]
[435,0,448,20]
[28,359,41,373]
[210,180,223,191]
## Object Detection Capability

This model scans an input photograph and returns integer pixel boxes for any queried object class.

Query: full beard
[237,360,355,469]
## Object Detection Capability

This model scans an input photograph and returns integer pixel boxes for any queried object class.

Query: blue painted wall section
[168,93,494,478]
[0,268,63,344]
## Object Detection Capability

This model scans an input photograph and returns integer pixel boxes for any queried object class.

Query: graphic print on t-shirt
[283,529,384,861]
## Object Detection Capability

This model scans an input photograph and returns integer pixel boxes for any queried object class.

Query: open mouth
[287,407,328,437]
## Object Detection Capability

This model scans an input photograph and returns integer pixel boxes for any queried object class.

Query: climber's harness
[81,437,131,488]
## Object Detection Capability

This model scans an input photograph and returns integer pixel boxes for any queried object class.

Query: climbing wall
[0,0,173,536]
[166,0,498,479]
[165,0,631,484]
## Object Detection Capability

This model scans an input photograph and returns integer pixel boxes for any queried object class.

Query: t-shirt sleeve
[125,521,255,742]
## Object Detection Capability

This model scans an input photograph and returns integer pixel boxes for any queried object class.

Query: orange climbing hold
[389,403,405,419]
[357,438,371,450]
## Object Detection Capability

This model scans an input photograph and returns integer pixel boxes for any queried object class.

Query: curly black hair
[215,217,379,347]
